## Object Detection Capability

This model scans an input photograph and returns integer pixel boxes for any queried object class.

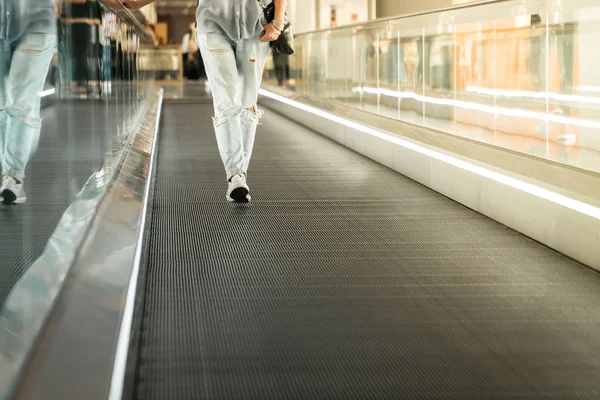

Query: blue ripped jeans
[0,32,56,181]
[196,32,270,180]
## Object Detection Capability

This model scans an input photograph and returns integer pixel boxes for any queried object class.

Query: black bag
[258,1,294,55]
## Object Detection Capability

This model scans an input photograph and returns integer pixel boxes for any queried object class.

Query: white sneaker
[226,174,250,203]
[1,175,26,205]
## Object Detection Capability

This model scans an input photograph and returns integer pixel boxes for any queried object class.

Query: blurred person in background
[273,51,289,87]
[527,14,545,92]
[60,0,102,95]
[0,0,57,204]
[386,39,404,86]
[147,23,159,46]
[185,22,200,80]
[182,25,191,78]
[123,0,286,202]
[180,22,207,82]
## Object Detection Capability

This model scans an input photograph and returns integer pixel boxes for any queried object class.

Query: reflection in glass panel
[9,2,158,292]
[309,33,327,99]
[0,0,157,394]
[260,0,600,175]
[422,18,455,135]
[377,26,397,120]
[568,3,600,172]
[490,14,551,158]
[548,7,597,169]
[58,0,103,97]
[355,28,379,113]
[289,40,305,92]
[452,18,497,145]
[326,32,351,105]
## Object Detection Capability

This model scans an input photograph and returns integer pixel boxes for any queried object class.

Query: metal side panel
[135,103,600,399]
[5,90,163,400]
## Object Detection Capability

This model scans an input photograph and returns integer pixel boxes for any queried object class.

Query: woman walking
[124,0,287,202]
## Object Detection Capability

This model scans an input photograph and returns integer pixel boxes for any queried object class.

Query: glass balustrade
[264,0,600,174]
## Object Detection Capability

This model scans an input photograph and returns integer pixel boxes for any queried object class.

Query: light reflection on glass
[263,0,600,174]
[0,1,158,395]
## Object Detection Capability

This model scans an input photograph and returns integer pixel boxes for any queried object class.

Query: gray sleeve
[259,8,268,25]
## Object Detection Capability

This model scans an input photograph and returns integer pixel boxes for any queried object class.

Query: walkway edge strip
[108,88,164,400]
[259,89,600,221]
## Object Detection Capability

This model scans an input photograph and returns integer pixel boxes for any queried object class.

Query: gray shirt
[0,0,56,41]
[196,0,270,41]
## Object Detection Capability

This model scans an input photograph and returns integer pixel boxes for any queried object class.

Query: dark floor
[162,81,211,100]
[0,101,126,308]
[135,102,600,399]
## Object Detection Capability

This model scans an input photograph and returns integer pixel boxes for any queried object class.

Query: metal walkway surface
[134,102,600,399]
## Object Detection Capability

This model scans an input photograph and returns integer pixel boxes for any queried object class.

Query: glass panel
[549,1,600,170]
[354,27,379,113]
[327,31,351,105]
[0,0,157,395]
[392,16,427,126]
[309,32,328,100]
[261,0,600,175]
[377,23,401,120]
[423,12,455,134]
[292,37,308,95]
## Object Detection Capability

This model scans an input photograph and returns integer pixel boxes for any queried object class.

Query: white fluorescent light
[38,88,56,97]
[466,85,600,106]
[259,89,600,220]
[578,85,600,93]
[352,86,600,130]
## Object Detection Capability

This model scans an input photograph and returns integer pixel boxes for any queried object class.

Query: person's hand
[121,0,157,10]
[102,0,123,10]
[260,24,281,42]
[120,0,136,10]
[121,0,150,10]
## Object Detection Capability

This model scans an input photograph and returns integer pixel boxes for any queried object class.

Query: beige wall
[375,0,478,18]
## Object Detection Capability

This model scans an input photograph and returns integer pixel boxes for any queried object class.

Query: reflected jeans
[387,41,404,84]
[0,32,56,181]
[196,32,270,179]
[528,32,546,92]
[528,28,575,93]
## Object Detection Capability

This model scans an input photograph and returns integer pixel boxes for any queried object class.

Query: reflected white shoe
[1,175,26,205]
[226,174,250,203]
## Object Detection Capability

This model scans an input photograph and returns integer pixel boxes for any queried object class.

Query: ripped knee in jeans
[20,49,43,55]
[5,109,41,127]
[213,108,264,127]
[212,114,231,127]
[209,49,228,55]
[242,107,264,124]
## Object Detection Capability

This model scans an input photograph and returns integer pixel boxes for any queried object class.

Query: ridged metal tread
[135,103,600,399]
